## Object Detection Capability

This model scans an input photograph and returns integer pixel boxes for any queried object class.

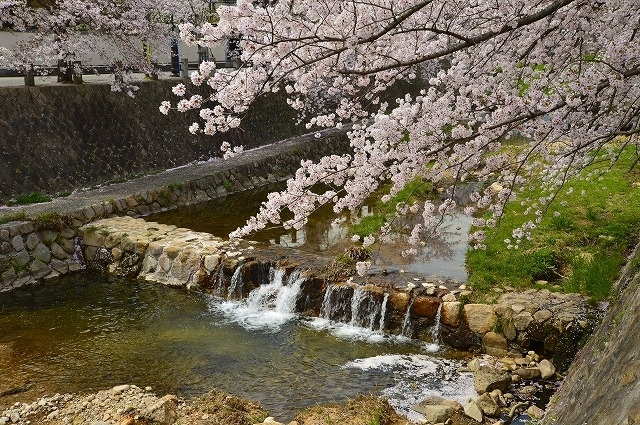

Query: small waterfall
[401,298,414,337]
[348,288,367,327]
[227,265,244,299]
[378,293,389,332]
[274,269,304,313]
[214,265,305,330]
[321,285,386,332]
[213,266,225,297]
[430,303,443,344]
[320,284,335,319]
[320,284,352,323]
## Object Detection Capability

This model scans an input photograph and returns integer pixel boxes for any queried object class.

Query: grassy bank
[466,145,640,303]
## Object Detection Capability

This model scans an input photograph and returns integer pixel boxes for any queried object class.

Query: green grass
[9,192,52,205]
[0,211,26,225]
[466,145,640,303]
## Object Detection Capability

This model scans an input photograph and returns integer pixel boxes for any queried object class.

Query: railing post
[180,58,189,78]
[24,65,35,86]
[73,61,83,84]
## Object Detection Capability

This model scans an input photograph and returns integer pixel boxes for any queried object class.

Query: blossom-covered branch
[167,0,638,250]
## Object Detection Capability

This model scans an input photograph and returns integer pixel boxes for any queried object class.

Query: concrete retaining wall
[0,79,304,202]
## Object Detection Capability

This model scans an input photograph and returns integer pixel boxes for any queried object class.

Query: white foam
[213,299,296,331]
[305,317,402,344]
[343,354,477,422]
[210,267,304,332]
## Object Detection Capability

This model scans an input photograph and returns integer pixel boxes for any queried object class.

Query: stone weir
[75,216,593,365]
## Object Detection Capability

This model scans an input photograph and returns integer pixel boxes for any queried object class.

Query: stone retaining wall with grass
[0,80,304,202]
[0,130,350,291]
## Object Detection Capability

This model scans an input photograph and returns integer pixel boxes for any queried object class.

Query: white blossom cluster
[170,0,639,248]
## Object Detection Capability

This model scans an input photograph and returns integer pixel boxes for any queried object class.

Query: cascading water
[320,284,353,323]
[213,265,305,331]
[401,298,415,338]
[430,303,443,344]
[378,293,389,332]
[226,264,244,299]
[316,284,392,342]
[213,266,225,297]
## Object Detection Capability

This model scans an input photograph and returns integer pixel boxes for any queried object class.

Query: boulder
[527,405,545,420]
[414,404,454,423]
[413,296,440,319]
[140,394,178,425]
[476,393,501,417]
[483,332,508,357]
[538,359,556,380]
[533,309,553,323]
[473,366,512,394]
[513,312,534,331]
[514,367,542,380]
[441,301,461,326]
[464,304,497,334]
[464,400,484,422]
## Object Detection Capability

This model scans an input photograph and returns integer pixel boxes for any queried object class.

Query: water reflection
[147,185,471,281]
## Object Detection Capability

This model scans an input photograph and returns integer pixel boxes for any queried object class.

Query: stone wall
[0,130,350,291]
[543,242,640,424]
[0,80,304,202]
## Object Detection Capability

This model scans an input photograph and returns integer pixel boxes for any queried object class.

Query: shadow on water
[147,184,472,282]
[0,273,475,420]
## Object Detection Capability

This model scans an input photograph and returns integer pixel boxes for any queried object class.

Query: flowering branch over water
[166,0,639,248]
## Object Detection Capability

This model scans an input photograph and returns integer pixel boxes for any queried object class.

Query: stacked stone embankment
[0,129,350,292]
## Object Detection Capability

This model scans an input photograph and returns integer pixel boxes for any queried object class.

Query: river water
[148,184,472,282]
[0,185,477,421]
[0,273,475,420]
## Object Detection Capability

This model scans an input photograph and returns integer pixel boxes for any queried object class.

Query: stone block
[204,254,220,273]
[473,366,512,394]
[538,359,556,380]
[533,309,553,323]
[513,311,534,330]
[142,255,158,273]
[41,230,58,245]
[60,227,75,239]
[25,233,40,250]
[464,304,497,334]
[412,296,440,319]
[51,259,69,274]
[60,238,75,255]
[514,367,541,380]
[476,393,501,417]
[483,332,508,357]
[10,235,24,252]
[28,259,50,278]
[463,400,483,422]
[32,243,51,263]
[15,250,30,266]
[82,230,105,247]
[82,206,96,221]
[0,242,10,255]
[0,229,9,241]
[18,222,34,234]
[442,301,461,326]
[91,203,105,218]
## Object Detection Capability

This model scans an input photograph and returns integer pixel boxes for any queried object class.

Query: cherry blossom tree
[0,0,213,77]
[169,0,639,255]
